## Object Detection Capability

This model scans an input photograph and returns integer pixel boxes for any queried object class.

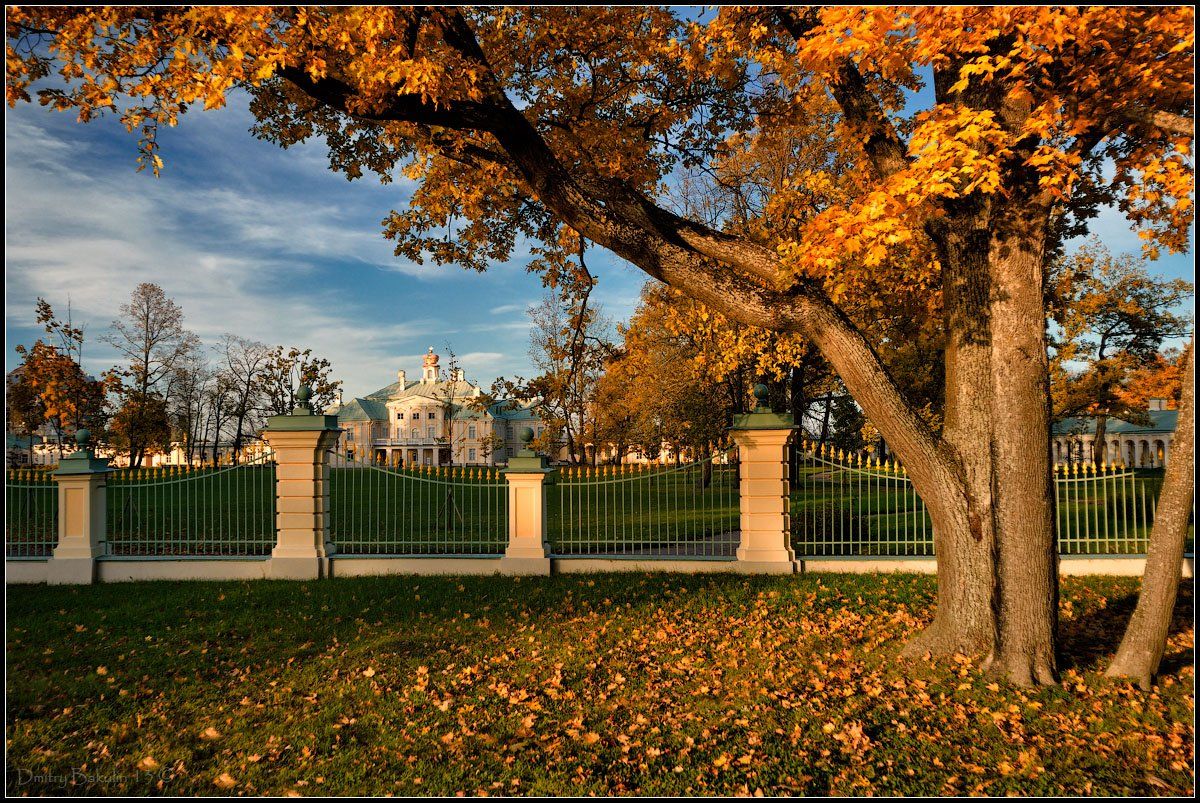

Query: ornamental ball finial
[519,426,534,444]
[297,385,313,403]
[752,383,770,408]
[75,428,91,448]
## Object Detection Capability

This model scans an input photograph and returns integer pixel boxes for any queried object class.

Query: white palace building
[330,348,548,467]
[1051,399,1179,468]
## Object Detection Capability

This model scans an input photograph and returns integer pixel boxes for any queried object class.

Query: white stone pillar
[263,387,342,580]
[47,430,111,585]
[501,428,554,575]
[730,385,797,574]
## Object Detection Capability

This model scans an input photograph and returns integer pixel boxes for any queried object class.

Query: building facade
[1052,399,1178,467]
[332,348,549,466]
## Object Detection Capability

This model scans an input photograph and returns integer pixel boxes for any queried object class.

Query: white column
[47,431,111,585]
[500,428,553,575]
[262,388,343,580]
[730,385,797,574]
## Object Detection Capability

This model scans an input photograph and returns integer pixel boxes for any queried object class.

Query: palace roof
[335,377,541,424]
[1051,409,1178,436]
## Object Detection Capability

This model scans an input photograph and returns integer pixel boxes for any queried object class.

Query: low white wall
[1060,555,1194,578]
[802,556,1194,579]
[332,557,505,577]
[553,558,739,574]
[7,555,1195,583]
[97,558,271,583]
[802,558,938,574]
[6,560,49,584]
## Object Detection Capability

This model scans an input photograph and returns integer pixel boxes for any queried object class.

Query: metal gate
[791,440,933,558]
[791,438,1189,557]
[548,450,740,558]
[328,450,507,555]
[5,469,58,558]
[106,454,277,557]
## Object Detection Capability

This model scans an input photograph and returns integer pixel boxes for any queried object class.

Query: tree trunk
[986,198,1059,686]
[903,212,998,659]
[790,362,808,426]
[819,394,832,444]
[1093,414,1109,465]
[1105,339,1194,688]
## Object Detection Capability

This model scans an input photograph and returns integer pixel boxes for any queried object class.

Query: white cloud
[3,94,644,396]
[2,110,449,391]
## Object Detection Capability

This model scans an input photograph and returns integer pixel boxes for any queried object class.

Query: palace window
[468,425,477,439]
[427,426,435,439]
[411,429,419,439]
[396,412,404,420]
[468,448,477,461]
[412,412,420,420]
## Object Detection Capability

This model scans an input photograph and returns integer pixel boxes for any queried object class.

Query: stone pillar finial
[294,384,313,415]
[752,383,771,411]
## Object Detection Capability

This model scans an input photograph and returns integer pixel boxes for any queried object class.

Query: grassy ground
[6,573,1193,796]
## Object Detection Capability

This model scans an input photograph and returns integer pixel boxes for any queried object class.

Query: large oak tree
[7,6,1193,684]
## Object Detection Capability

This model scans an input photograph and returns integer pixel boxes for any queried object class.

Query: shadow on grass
[1059,580,1194,671]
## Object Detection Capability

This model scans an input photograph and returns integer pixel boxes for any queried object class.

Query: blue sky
[4,93,649,397]
[5,80,1194,397]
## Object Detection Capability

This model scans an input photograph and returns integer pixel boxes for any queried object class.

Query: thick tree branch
[775,8,911,181]
[1125,108,1194,137]
[275,66,499,129]
[277,11,966,507]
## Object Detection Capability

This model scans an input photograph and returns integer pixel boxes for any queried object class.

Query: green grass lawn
[6,573,1193,796]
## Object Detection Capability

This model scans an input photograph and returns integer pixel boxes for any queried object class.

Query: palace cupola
[421,347,440,383]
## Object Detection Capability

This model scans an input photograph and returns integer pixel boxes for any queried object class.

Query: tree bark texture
[1105,339,1194,688]
[986,197,1059,686]
[1093,414,1109,465]
[904,210,999,658]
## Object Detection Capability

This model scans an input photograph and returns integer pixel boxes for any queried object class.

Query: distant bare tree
[217,335,270,463]
[103,283,197,466]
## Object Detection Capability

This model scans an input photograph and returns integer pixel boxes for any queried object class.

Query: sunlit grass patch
[5,573,1193,796]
